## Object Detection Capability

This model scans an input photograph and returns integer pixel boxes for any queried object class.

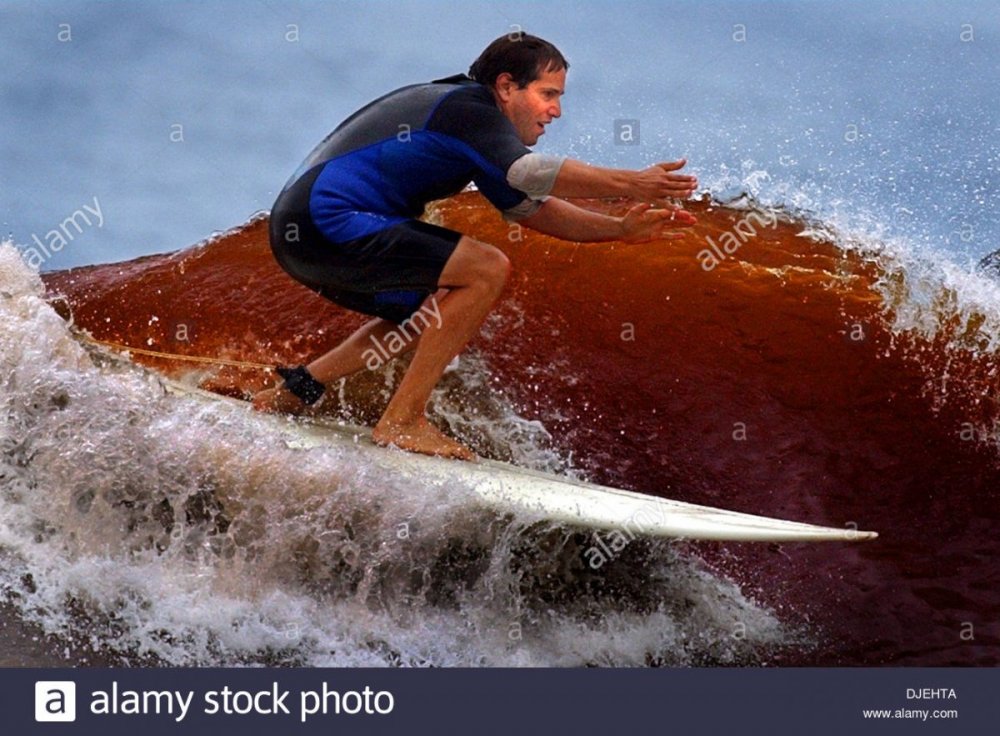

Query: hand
[620,202,697,243]
[631,159,698,201]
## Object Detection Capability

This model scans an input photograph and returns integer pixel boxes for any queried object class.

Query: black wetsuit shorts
[270,167,460,325]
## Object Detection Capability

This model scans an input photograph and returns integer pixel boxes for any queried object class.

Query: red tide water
[42,192,1000,665]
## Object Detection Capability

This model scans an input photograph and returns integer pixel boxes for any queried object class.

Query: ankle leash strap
[275,365,325,405]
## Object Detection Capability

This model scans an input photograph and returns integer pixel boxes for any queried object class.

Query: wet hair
[468,33,569,89]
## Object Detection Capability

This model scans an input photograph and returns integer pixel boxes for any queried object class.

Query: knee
[478,245,511,293]
[445,237,512,294]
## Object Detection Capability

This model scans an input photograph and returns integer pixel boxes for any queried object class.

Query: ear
[494,72,517,102]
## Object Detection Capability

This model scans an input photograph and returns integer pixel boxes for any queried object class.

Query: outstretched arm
[518,196,697,243]
[549,158,698,201]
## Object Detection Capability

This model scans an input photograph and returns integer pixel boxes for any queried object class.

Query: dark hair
[468,33,569,89]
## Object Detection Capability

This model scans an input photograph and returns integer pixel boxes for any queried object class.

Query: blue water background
[1,0,997,271]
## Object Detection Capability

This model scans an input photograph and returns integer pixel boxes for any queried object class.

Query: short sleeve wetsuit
[269,73,558,324]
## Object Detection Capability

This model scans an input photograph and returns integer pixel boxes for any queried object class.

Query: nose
[550,99,561,119]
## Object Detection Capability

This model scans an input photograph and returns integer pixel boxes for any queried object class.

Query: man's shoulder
[428,74,492,103]
[363,75,488,117]
[430,73,477,86]
[426,76,499,119]
[381,74,481,97]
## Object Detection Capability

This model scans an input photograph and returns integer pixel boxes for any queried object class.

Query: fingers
[624,201,653,220]
[646,207,697,238]
[673,209,698,226]
[622,203,697,243]
[651,205,697,226]
[656,159,687,172]
[656,161,698,194]
[635,160,698,200]
[661,182,698,197]
[660,211,696,240]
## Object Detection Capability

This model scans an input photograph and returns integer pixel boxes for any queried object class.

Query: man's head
[469,33,569,145]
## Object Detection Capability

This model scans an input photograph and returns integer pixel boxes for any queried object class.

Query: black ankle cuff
[275,365,325,405]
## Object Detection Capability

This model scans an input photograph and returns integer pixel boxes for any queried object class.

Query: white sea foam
[703,166,1000,451]
[706,163,1000,349]
[0,240,792,666]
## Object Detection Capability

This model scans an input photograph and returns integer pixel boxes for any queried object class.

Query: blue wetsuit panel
[278,75,533,244]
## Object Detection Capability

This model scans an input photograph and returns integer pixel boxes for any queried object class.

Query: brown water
[27,192,1000,666]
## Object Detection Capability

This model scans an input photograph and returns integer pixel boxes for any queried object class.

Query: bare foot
[372,417,476,461]
[251,386,308,416]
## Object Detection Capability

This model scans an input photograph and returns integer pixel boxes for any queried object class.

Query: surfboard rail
[159,378,878,543]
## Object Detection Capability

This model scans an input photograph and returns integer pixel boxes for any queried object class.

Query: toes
[445,444,475,461]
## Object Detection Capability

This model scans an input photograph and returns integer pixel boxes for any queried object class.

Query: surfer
[253,33,698,460]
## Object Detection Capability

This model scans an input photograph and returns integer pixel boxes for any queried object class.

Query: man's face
[494,67,565,146]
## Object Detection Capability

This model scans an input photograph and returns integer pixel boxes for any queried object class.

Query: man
[253,33,698,461]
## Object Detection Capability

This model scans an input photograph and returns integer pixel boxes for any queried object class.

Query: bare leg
[251,312,427,414]
[372,236,510,460]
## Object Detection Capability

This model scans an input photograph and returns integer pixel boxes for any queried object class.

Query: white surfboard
[161,379,877,543]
